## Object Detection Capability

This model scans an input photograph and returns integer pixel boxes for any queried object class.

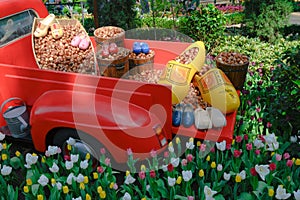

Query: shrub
[140,15,178,29]
[178,4,226,52]
[224,12,245,26]
[272,45,300,137]
[87,0,138,30]
[243,0,293,42]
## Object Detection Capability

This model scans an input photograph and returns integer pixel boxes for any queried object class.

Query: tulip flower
[199,169,204,178]
[255,164,270,181]
[275,185,291,199]
[223,172,231,181]
[125,174,136,184]
[80,160,88,169]
[38,174,49,186]
[293,189,300,200]
[216,140,226,151]
[168,176,176,187]
[76,174,84,183]
[268,188,274,197]
[66,137,76,145]
[0,132,5,141]
[49,163,59,173]
[65,160,73,170]
[123,192,131,200]
[204,185,217,200]
[1,165,12,176]
[182,170,192,182]
[70,154,79,163]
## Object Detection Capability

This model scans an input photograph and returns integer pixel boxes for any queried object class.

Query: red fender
[30,90,168,162]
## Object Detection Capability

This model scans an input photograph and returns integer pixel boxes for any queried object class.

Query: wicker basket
[32,18,97,75]
[97,47,130,78]
[94,26,125,51]
[128,51,155,75]
[215,53,249,90]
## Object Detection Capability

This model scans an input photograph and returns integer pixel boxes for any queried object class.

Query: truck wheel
[52,128,100,167]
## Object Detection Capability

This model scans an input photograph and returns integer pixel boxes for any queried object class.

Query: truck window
[0,10,37,47]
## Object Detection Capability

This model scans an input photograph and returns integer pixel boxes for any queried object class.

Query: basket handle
[1,97,26,115]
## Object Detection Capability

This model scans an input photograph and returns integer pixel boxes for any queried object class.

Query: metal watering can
[1,97,30,138]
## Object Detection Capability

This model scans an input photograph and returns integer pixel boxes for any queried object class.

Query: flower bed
[0,35,299,199]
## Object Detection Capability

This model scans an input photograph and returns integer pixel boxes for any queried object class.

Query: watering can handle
[17,116,28,129]
[1,97,26,114]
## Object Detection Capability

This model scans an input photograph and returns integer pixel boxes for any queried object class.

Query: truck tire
[52,128,100,166]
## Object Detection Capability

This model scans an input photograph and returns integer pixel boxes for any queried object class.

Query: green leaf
[256,181,268,194]
[157,179,168,198]
[31,184,39,196]
[215,194,226,200]
[9,157,21,169]
[174,195,188,200]
[238,192,254,200]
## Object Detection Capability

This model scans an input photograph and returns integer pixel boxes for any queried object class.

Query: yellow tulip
[211,162,216,169]
[189,138,194,143]
[26,178,32,186]
[1,154,7,161]
[37,194,43,200]
[206,155,210,162]
[268,188,274,197]
[100,191,106,199]
[140,164,146,171]
[168,141,173,147]
[85,153,90,160]
[23,186,29,193]
[198,169,204,177]
[235,175,242,183]
[93,172,99,179]
[32,153,37,157]
[67,144,72,151]
[41,156,46,163]
[271,152,275,157]
[84,176,89,184]
[295,158,300,166]
[141,198,147,200]
[232,139,235,145]
[79,182,85,190]
[2,143,7,149]
[15,151,21,157]
[126,170,130,176]
[176,176,182,184]
[175,137,181,144]
[109,182,115,189]
[97,186,103,194]
[51,178,56,185]
[86,194,91,200]
[63,186,69,194]
[197,141,201,146]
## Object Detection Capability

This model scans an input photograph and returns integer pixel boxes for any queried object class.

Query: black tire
[52,128,100,166]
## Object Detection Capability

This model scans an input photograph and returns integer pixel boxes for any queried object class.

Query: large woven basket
[32,18,97,75]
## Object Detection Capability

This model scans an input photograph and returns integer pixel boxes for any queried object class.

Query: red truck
[0,0,237,166]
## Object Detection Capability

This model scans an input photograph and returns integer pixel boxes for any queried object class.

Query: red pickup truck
[0,0,237,166]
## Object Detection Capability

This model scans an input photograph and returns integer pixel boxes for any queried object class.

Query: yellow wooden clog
[34,14,56,38]
[158,41,206,104]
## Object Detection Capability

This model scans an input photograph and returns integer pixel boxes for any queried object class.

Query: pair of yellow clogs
[34,14,63,39]
[158,41,240,114]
